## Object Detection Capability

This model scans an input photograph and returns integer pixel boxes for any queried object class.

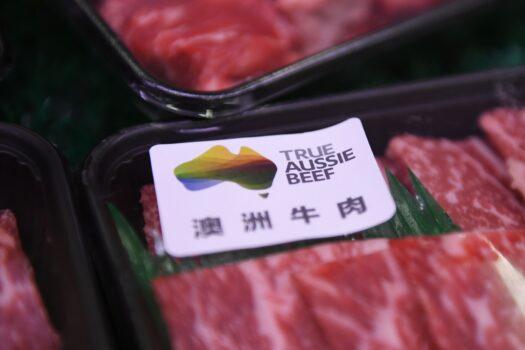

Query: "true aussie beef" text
[279,143,356,185]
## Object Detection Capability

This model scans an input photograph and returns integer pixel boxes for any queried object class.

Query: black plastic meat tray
[66,0,494,119]
[82,65,525,349]
[0,123,113,349]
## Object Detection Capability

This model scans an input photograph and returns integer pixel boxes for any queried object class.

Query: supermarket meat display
[0,210,60,350]
[98,0,446,91]
[137,106,525,349]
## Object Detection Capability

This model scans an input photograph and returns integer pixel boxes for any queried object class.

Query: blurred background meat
[99,0,444,91]
[99,0,301,91]
[0,210,60,350]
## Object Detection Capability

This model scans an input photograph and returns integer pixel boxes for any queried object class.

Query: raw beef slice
[152,228,525,350]
[0,210,60,350]
[391,230,525,350]
[152,238,388,350]
[480,108,525,200]
[294,230,525,350]
[387,134,525,230]
[293,249,435,350]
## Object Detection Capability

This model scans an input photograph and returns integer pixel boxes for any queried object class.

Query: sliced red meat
[140,184,164,255]
[294,230,525,350]
[479,108,525,201]
[0,210,60,350]
[100,0,300,91]
[457,136,511,186]
[152,227,525,350]
[293,249,435,350]
[99,0,444,91]
[387,134,525,230]
[152,238,388,350]
[391,230,525,350]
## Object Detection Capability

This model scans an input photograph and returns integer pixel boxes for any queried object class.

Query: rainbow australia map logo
[174,145,278,192]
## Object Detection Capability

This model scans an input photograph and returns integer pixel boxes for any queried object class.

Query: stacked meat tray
[96,0,446,91]
[82,66,525,349]
[0,123,112,349]
[68,0,493,117]
[1,0,523,349]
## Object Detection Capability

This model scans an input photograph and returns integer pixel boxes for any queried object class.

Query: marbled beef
[0,210,60,350]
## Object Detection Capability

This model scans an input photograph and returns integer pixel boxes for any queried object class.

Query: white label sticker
[150,118,395,257]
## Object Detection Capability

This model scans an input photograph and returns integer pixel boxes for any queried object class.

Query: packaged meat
[82,66,525,349]
[139,124,525,348]
[0,210,60,350]
[139,114,525,348]
[98,0,444,91]
[68,0,492,118]
[479,108,525,200]
[150,229,525,350]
